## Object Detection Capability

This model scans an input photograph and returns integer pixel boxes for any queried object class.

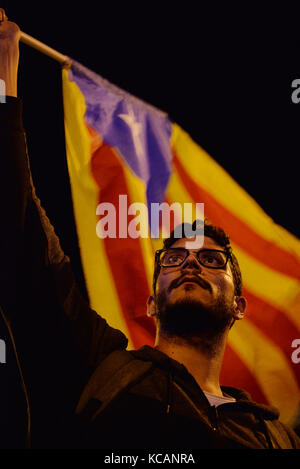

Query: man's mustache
[168,273,212,293]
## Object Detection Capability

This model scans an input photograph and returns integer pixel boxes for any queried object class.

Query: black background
[3,4,300,297]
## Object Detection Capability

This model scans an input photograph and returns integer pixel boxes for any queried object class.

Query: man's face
[151,236,244,342]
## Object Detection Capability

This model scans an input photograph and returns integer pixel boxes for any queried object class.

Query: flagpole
[20,31,71,66]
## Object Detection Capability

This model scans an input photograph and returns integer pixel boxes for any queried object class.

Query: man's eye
[203,256,215,264]
[201,254,223,266]
[163,251,186,264]
[167,255,182,263]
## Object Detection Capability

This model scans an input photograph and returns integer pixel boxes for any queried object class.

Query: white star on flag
[118,105,148,178]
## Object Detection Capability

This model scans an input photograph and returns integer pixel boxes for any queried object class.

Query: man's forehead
[171,235,222,250]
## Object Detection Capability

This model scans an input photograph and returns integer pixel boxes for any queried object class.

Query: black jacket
[0,98,299,449]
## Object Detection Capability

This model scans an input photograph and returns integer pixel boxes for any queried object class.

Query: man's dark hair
[152,219,243,297]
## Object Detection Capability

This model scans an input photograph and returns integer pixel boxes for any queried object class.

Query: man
[0,12,299,449]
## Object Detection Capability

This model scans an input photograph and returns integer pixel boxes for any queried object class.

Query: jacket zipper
[173,381,218,431]
[209,405,219,432]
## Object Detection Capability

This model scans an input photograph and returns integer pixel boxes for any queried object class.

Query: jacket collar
[131,345,279,420]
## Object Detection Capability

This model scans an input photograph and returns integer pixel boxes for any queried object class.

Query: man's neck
[155,331,228,397]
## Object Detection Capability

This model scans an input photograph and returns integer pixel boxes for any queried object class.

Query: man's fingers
[0,8,8,23]
[0,10,20,41]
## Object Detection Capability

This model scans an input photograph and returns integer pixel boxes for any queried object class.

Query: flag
[62,60,300,426]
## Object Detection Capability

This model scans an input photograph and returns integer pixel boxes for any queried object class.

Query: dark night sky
[3,5,300,295]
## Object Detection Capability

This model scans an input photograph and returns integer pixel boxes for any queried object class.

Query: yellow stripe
[229,320,300,425]
[62,69,133,348]
[166,171,193,205]
[166,170,204,218]
[171,123,300,258]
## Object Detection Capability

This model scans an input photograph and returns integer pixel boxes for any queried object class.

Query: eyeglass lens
[161,248,227,268]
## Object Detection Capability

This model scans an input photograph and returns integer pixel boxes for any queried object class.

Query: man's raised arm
[0,11,127,407]
[0,14,26,309]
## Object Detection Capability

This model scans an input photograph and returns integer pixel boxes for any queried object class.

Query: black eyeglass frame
[155,247,232,270]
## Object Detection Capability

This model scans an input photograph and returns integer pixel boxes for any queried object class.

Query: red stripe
[89,137,155,348]
[172,150,300,281]
[221,345,269,405]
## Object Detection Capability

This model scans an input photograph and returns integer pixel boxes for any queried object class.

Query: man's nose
[181,252,203,271]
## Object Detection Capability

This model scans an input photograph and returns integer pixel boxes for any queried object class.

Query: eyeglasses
[156,248,231,269]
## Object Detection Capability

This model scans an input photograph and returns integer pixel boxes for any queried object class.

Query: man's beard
[155,290,234,356]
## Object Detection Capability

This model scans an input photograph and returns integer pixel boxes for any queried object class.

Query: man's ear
[233,296,247,321]
[147,295,156,317]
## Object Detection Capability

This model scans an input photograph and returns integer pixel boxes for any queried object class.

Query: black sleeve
[0,98,128,421]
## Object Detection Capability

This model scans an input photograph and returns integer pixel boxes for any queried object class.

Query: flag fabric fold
[62,59,300,426]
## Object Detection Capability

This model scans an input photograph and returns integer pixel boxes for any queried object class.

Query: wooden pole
[20,31,71,66]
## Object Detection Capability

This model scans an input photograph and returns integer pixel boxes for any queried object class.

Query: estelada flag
[62,59,300,426]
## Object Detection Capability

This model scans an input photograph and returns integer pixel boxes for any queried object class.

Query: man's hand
[0,9,20,97]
